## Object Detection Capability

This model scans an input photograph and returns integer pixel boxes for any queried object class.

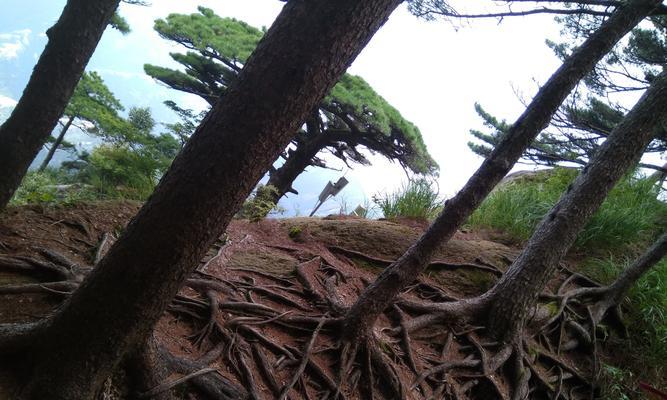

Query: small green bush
[10,170,60,205]
[81,144,160,200]
[373,179,441,220]
[237,185,282,222]
[10,169,97,206]
[288,226,302,240]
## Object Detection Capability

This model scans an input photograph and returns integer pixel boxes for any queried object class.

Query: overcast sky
[0,0,563,215]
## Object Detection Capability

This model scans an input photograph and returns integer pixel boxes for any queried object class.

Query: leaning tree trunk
[38,115,75,171]
[341,0,662,342]
[0,0,121,209]
[266,113,325,204]
[605,231,667,303]
[266,137,324,203]
[6,1,402,398]
[586,231,667,323]
[486,70,667,341]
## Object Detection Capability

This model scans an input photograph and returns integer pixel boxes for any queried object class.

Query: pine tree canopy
[145,7,438,177]
[468,9,667,172]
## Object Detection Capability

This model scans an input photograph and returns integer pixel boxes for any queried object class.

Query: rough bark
[341,0,661,341]
[487,70,667,341]
[125,337,175,400]
[266,144,318,200]
[11,1,402,398]
[0,0,121,209]
[38,115,75,171]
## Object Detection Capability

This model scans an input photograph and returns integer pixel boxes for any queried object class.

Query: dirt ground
[0,202,658,399]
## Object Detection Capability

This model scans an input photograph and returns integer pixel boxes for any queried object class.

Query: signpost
[309,176,348,216]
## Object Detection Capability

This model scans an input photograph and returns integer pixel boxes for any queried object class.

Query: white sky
[2,1,566,215]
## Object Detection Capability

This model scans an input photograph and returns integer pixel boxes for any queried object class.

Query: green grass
[373,179,441,220]
[583,256,667,381]
[469,168,666,252]
[469,167,667,391]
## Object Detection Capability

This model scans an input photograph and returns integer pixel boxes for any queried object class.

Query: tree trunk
[0,0,120,210]
[12,1,402,398]
[38,115,75,172]
[487,70,667,341]
[341,0,661,341]
[266,135,324,203]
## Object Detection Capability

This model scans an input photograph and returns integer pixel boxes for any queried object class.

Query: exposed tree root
[0,236,638,399]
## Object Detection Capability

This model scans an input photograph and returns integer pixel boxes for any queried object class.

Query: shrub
[10,170,60,205]
[373,179,441,220]
[288,226,303,240]
[10,169,96,206]
[237,185,282,222]
[80,145,161,200]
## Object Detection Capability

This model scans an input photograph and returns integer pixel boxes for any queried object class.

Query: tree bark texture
[38,115,75,171]
[341,0,662,341]
[0,0,120,209]
[14,1,402,398]
[487,70,667,341]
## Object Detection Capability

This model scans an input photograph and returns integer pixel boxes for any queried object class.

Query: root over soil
[0,206,644,399]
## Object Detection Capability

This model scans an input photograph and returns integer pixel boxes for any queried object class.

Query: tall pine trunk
[0,0,120,209]
[341,0,662,341]
[38,115,75,171]
[11,1,402,398]
[487,70,667,341]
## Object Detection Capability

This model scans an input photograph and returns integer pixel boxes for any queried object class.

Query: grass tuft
[469,168,666,253]
[373,179,441,220]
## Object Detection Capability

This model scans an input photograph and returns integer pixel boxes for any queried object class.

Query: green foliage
[469,168,667,251]
[237,185,282,223]
[48,106,180,202]
[10,170,60,205]
[373,179,441,220]
[162,100,206,146]
[146,9,438,179]
[469,14,667,169]
[597,364,635,400]
[80,145,160,200]
[288,226,303,240]
[40,71,126,171]
[109,12,131,34]
[10,169,96,206]
[67,71,124,127]
[154,7,263,64]
[14,80,180,205]
[583,256,667,387]
[326,75,437,175]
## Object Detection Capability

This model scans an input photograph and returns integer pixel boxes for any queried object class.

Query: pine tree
[466,4,667,175]
[38,71,124,171]
[0,0,403,397]
[0,0,123,210]
[145,8,438,202]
